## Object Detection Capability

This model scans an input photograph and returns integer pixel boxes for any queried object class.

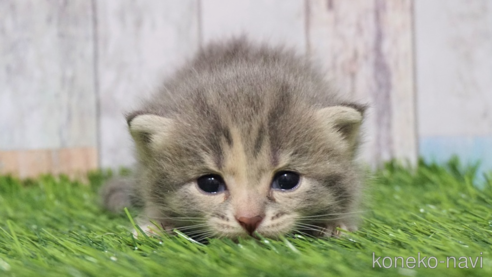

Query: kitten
[100,38,366,240]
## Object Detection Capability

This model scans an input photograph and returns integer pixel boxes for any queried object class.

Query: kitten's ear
[127,113,173,152]
[316,105,364,152]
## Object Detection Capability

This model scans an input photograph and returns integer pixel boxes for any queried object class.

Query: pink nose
[236,215,264,235]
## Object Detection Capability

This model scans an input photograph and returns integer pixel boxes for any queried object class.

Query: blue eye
[197,175,226,194]
[271,171,300,191]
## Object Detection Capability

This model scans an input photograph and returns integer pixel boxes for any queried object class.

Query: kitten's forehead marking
[219,125,276,217]
[220,126,271,191]
[223,127,248,182]
[252,123,266,158]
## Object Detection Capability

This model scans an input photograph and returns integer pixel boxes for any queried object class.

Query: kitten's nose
[236,215,264,235]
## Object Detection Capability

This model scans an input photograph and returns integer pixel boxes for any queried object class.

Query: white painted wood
[5,0,490,174]
[307,0,417,164]
[201,0,306,53]
[96,0,200,168]
[415,0,492,137]
[0,0,97,150]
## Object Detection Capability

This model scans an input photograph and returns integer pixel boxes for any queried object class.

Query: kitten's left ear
[316,105,365,152]
[126,112,174,154]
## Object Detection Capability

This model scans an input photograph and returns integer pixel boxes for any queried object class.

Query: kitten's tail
[99,177,142,214]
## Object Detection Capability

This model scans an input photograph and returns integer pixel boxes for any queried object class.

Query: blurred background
[0,0,491,178]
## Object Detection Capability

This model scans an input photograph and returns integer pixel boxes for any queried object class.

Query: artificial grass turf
[0,159,491,277]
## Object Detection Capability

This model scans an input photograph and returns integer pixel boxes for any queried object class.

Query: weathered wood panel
[0,0,97,150]
[415,0,492,137]
[96,0,200,168]
[415,0,492,171]
[306,0,417,164]
[0,0,98,176]
[201,0,306,52]
[3,0,491,176]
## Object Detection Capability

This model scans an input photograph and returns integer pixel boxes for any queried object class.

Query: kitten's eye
[197,174,226,194]
[271,171,300,191]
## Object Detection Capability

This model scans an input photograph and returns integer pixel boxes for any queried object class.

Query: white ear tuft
[129,114,172,134]
[128,114,173,151]
[316,105,363,151]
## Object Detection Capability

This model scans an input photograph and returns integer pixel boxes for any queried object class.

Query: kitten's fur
[101,38,366,239]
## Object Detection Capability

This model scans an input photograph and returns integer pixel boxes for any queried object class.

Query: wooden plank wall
[96,0,200,169]
[307,0,416,164]
[3,0,489,177]
[201,0,306,52]
[0,1,98,178]
[414,0,492,172]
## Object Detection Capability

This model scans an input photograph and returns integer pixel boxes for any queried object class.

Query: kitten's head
[127,96,364,239]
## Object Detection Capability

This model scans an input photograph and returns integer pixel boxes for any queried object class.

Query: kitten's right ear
[127,113,173,152]
[315,105,364,153]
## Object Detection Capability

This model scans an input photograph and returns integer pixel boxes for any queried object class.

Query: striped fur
[101,38,366,239]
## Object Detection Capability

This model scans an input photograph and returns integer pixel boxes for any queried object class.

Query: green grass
[1,158,491,276]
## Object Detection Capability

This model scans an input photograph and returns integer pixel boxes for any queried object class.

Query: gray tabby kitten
[100,38,366,240]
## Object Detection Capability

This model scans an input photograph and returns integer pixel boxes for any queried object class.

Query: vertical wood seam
[91,0,101,168]
[197,0,203,48]
[304,0,311,57]
[373,0,393,162]
[410,0,419,161]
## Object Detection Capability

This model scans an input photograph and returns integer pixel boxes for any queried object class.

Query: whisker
[193,231,216,242]
[298,215,352,222]
[295,223,326,232]
[153,217,205,222]
[174,223,208,228]
[173,228,213,237]
[300,210,366,219]
[174,224,209,231]
[293,223,328,237]
[299,216,343,221]
[184,229,213,236]
[297,212,364,223]
[290,229,319,239]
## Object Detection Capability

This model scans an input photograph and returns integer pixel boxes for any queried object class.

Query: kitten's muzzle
[236,215,264,235]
